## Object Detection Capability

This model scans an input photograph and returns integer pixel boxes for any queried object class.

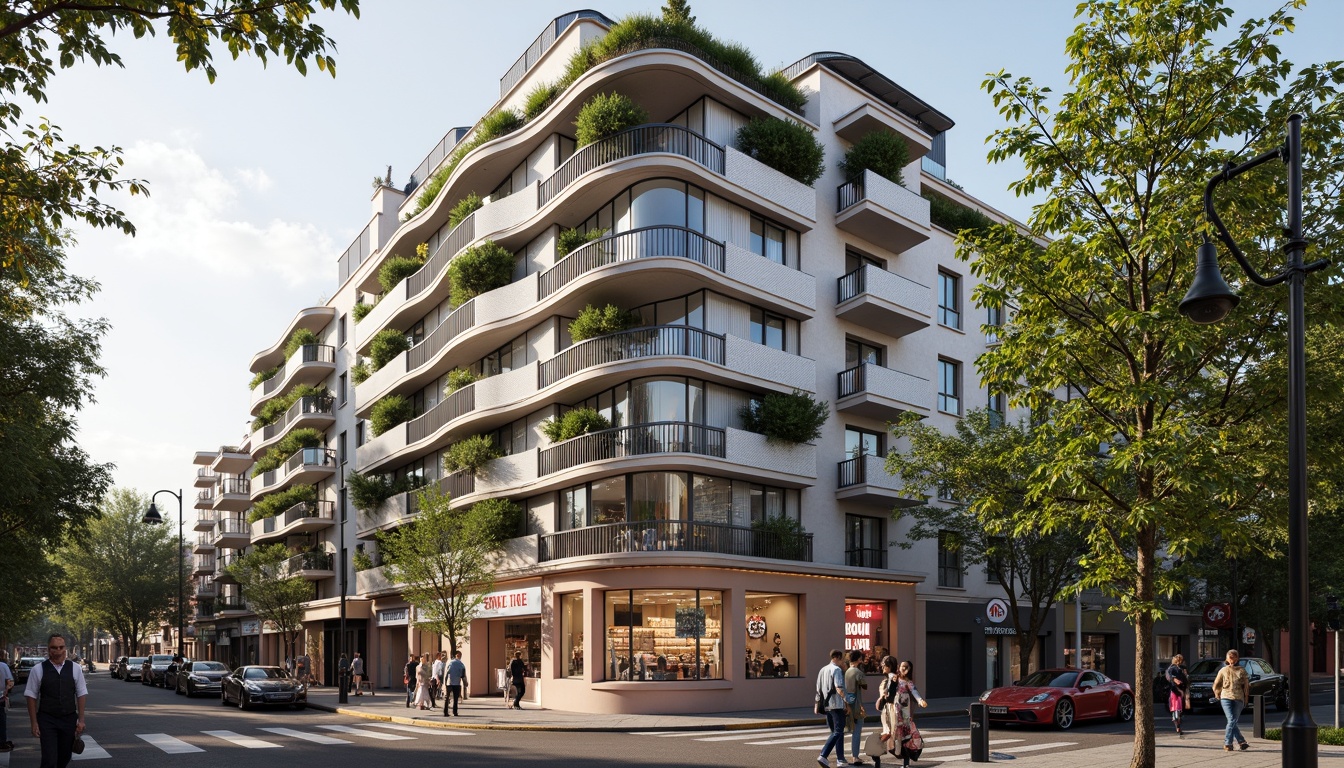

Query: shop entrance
[490,618,541,701]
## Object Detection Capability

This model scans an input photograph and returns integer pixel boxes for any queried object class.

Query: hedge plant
[542,407,611,443]
[568,303,641,342]
[347,470,418,511]
[1263,727,1344,745]
[247,483,316,524]
[378,254,425,294]
[282,328,320,359]
[352,549,375,572]
[523,82,561,121]
[926,193,995,234]
[249,366,279,391]
[352,300,376,323]
[736,117,825,186]
[412,109,524,215]
[448,240,515,308]
[351,360,371,385]
[471,497,523,542]
[251,428,325,477]
[839,130,909,186]
[739,390,828,444]
[369,328,411,371]
[252,383,330,432]
[445,367,478,393]
[442,434,501,476]
[448,192,483,229]
[556,226,608,258]
[751,513,808,559]
[370,394,414,437]
[575,92,648,147]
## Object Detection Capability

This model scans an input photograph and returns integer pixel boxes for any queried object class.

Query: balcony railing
[406,385,475,444]
[407,300,475,371]
[217,478,250,496]
[262,394,335,442]
[837,264,927,304]
[539,124,725,206]
[216,597,246,612]
[539,226,726,298]
[442,470,475,500]
[216,517,249,535]
[405,127,469,195]
[539,421,725,476]
[258,499,334,535]
[194,555,216,571]
[194,603,215,620]
[846,547,887,569]
[195,578,217,597]
[263,447,336,488]
[838,455,882,488]
[261,344,336,396]
[499,11,612,96]
[407,213,475,298]
[838,177,865,212]
[197,510,219,525]
[196,468,217,480]
[282,551,333,574]
[195,490,213,503]
[540,520,813,563]
[538,325,725,388]
[336,220,372,286]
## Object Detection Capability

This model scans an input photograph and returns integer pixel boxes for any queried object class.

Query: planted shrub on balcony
[369,328,412,371]
[568,303,641,342]
[352,549,375,572]
[378,254,425,294]
[925,193,995,234]
[448,192,483,229]
[252,383,331,432]
[575,93,649,147]
[839,130,909,186]
[751,513,809,560]
[370,394,414,437]
[448,240,515,308]
[442,434,501,476]
[412,109,524,216]
[282,328,320,359]
[739,389,828,444]
[524,81,561,121]
[542,407,612,443]
[471,497,523,541]
[556,226,608,258]
[351,360,371,385]
[352,300,376,323]
[736,117,825,186]
[249,366,279,391]
[445,367,479,393]
[247,483,316,524]
[251,428,325,477]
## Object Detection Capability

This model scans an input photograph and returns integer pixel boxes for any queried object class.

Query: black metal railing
[407,300,475,370]
[837,266,869,304]
[539,421,725,476]
[218,478,250,496]
[540,520,813,563]
[539,124,724,206]
[196,468,216,480]
[539,325,725,388]
[194,555,216,571]
[838,455,871,488]
[284,551,333,574]
[216,597,246,612]
[405,127,470,195]
[406,385,475,443]
[837,364,868,399]
[838,177,865,212]
[216,518,249,536]
[499,11,613,96]
[442,470,475,500]
[407,214,475,298]
[262,394,335,442]
[284,447,336,475]
[196,490,213,503]
[846,547,887,569]
[261,344,335,396]
[539,226,725,298]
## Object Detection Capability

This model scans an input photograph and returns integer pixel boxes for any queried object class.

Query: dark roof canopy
[781,52,955,135]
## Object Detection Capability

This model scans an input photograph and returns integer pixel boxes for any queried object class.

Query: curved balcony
[836,263,932,338]
[248,344,336,416]
[212,517,251,549]
[836,454,922,508]
[251,447,337,500]
[539,422,725,476]
[835,169,931,254]
[194,509,218,532]
[539,325,725,387]
[248,307,336,373]
[279,551,334,581]
[541,124,723,205]
[251,500,336,545]
[194,468,218,488]
[540,520,813,563]
[192,554,216,575]
[539,226,724,299]
[211,478,252,513]
[836,363,931,420]
[249,394,336,459]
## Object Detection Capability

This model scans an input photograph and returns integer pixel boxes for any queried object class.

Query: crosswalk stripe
[201,730,282,749]
[69,736,111,760]
[745,735,834,745]
[920,738,1024,754]
[698,728,831,742]
[137,733,205,753]
[316,725,415,741]
[1000,741,1077,753]
[363,722,473,737]
[258,727,353,745]
[634,724,829,738]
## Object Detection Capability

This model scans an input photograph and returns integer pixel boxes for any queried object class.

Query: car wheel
[221,691,229,706]
[1116,692,1135,722]
[1275,687,1289,712]
[238,692,249,711]
[1054,698,1075,730]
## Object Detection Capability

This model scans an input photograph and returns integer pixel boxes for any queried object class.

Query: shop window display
[844,602,887,674]
[605,589,722,681]
[561,592,584,678]
[744,593,798,678]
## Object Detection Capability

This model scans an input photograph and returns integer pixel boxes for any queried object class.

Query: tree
[56,488,178,652]
[378,486,518,656]
[969,2,1344,765]
[0,0,361,277]
[226,543,313,663]
[887,409,1086,678]
[661,0,695,26]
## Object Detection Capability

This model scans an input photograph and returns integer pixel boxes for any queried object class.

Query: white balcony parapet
[722,242,815,314]
[724,146,817,224]
[722,335,815,393]
[724,427,817,481]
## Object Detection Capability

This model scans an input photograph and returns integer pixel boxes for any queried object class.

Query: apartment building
[186,9,1199,714]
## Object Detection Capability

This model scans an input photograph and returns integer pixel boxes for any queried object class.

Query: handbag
[814,689,826,715]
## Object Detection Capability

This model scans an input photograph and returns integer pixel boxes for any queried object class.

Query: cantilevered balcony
[194,577,217,598]
[194,602,215,621]
[251,447,337,499]
[540,124,725,206]
[209,446,252,475]
[249,344,336,416]
[212,517,250,549]
[194,509,218,532]
[540,520,813,563]
[836,363,931,420]
[539,226,725,299]
[835,170,930,254]
[836,454,923,508]
[194,489,214,510]
[215,595,248,617]
[211,478,252,512]
[192,533,215,555]
[251,500,336,545]
[835,263,932,338]
[279,551,334,581]
[194,468,218,488]
[214,553,239,584]
[539,421,726,476]
[250,394,335,458]
[192,554,216,575]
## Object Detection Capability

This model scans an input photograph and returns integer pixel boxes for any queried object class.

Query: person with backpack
[815,649,849,767]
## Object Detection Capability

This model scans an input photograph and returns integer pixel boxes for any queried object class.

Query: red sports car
[978,668,1135,729]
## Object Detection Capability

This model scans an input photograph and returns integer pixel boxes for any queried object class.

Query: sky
[43,0,1341,527]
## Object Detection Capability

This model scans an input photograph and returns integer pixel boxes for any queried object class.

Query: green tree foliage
[735,117,825,185]
[568,303,640,342]
[739,390,827,444]
[226,543,313,664]
[442,434,501,476]
[0,234,111,639]
[448,240,515,308]
[350,359,370,385]
[445,367,478,393]
[886,409,1087,678]
[377,484,511,655]
[0,1,361,278]
[541,407,611,443]
[661,0,695,25]
[969,2,1344,763]
[251,383,330,432]
[346,470,418,512]
[251,427,324,476]
[369,328,411,371]
[370,394,413,437]
[575,92,649,147]
[839,130,908,185]
[55,489,177,652]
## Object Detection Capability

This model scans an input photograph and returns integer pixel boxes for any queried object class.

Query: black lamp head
[142,502,164,525]
[1179,236,1240,325]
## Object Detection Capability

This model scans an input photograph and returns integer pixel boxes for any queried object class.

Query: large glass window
[561,485,589,530]
[604,589,722,681]
[574,377,709,429]
[582,179,707,236]
[744,593,799,679]
[844,427,883,459]
[845,515,885,568]
[750,216,785,264]
[986,303,1003,344]
[630,472,687,522]
[938,530,964,588]
[559,473,794,530]
[591,476,626,524]
[938,359,961,415]
[750,307,785,350]
[561,593,584,678]
[938,271,961,329]
[845,339,883,367]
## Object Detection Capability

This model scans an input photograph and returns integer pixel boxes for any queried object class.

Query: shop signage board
[477,586,541,618]
[844,603,884,651]
[676,606,706,638]
[1203,602,1232,629]
[984,598,1016,634]
[240,620,261,636]
[377,607,410,626]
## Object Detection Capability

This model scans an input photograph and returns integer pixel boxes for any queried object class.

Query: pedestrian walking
[443,651,467,717]
[0,649,14,752]
[285,656,294,677]
[413,653,433,710]
[1213,649,1250,751]
[815,648,849,767]
[351,652,365,696]
[295,652,310,689]
[844,649,868,764]
[890,659,927,767]
[508,652,527,709]
[430,652,445,708]
[24,634,88,768]
[337,653,350,694]
[1165,654,1189,736]
[403,654,419,709]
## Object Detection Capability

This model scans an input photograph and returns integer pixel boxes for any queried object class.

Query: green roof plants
[251,428,325,477]
[352,299,376,323]
[351,360,371,385]
[568,303,640,342]
[247,483,316,524]
[251,383,330,432]
[541,407,611,443]
[448,240,515,308]
[839,130,909,186]
[575,92,649,147]
[249,366,280,391]
[282,328,320,359]
[412,109,524,216]
[378,254,425,294]
[370,394,414,437]
[524,81,562,121]
[470,497,523,542]
[369,328,411,371]
[556,226,608,258]
[442,434,501,476]
[448,192,483,229]
[736,117,825,186]
[925,193,995,234]
[739,389,828,444]
[445,367,478,394]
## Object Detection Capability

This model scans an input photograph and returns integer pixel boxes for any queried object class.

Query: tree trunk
[1130,525,1157,768]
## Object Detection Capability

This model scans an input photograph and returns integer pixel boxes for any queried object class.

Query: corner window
[750,307,785,350]
[938,271,961,330]
[938,359,961,415]
[937,530,964,588]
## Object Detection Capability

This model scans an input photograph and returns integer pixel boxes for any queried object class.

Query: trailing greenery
[247,483,316,524]
[541,407,611,443]
[445,367,478,393]
[251,383,329,432]
[282,327,320,359]
[470,497,523,542]
[839,130,909,185]
[369,328,411,371]
[751,513,808,560]
[736,117,825,185]
[347,470,419,512]
[412,109,524,215]
[370,394,414,437]
[448,240,515,308]
[1264,727,1344,745]
[925,193,995,234]
[568,303,641,342]
[575,92,649,147]
[351,360,371,385]
[442,434,502,475]
[249,366,279,391]
[251,428,324,477]
[556,226,608,258]
[378,254,425,294]
[739,390,828,444]
[523,81,561,121]
[352,549,375,572]
[352,300,375,323]
[448,192,483,229]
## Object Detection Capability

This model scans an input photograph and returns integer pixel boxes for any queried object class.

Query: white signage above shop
[241,620,261,636]
[476,586,541,618]
[378,607,410,626]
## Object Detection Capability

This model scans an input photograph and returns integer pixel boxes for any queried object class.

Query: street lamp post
[143,489,186,658]
[1179,113,1329,768]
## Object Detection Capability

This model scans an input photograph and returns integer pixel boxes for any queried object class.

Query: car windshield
[194,662,228,672]
[244,667,288,680]
[151,655,174,664]
[1018,670,1079,688]
[129,657,148,664]
[19,659,40,668]
[1189,660,1225,675]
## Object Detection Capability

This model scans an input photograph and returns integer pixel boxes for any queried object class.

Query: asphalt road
[0,673,1335,768]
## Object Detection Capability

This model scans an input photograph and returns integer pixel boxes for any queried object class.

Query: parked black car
[1186,657,1288,712]
[13,657,43,685]
[121,656,148,682]
[175,660,229,697]
[109,656,126,679]
[142,654,175,687]
[221,665,305,710]
[161,657,190,691]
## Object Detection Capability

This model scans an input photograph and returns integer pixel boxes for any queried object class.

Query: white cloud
[235,167,274,193]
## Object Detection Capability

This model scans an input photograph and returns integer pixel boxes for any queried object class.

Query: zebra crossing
[60,721,471,760]
[629,725,1079,763]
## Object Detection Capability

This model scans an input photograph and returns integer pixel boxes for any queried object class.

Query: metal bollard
[969,702,990,762]
[1252,694,1265,739]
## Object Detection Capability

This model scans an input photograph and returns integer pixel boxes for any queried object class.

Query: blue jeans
[1220,698,1246,746]
[821,708,847,762]
[850,711,863,759]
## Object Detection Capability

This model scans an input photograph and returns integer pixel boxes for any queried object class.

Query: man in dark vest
[24,633,87,768]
